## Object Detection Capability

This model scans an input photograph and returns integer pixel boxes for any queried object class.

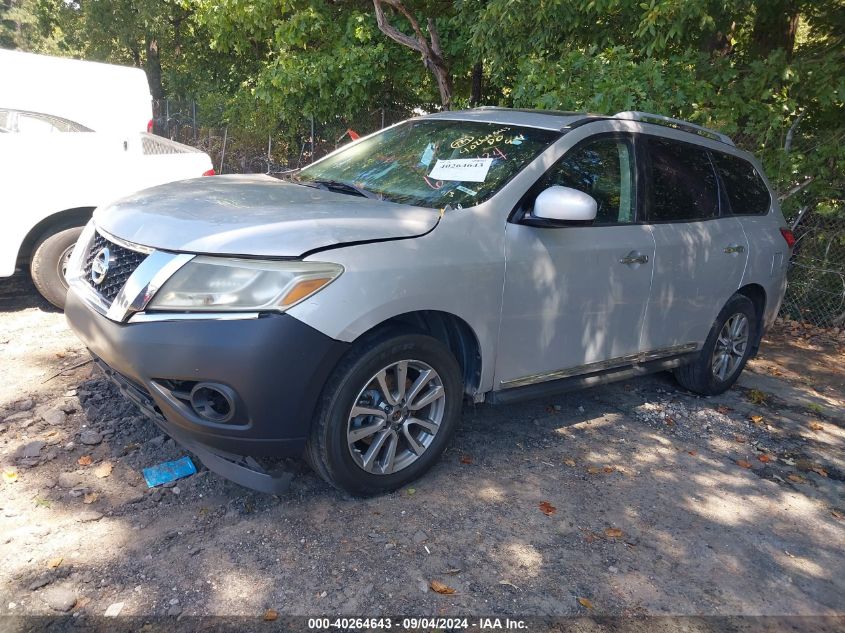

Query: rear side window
[711,152,771,215]
[646,137,719,222]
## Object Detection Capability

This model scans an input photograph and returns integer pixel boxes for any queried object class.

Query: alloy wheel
[711,313,749,381]
[346,359,446,475]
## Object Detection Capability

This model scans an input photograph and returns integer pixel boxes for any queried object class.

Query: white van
[0,49,213,308]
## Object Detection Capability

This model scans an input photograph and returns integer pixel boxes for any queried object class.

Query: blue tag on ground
[143,456,197,488]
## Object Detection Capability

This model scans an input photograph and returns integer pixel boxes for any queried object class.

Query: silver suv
[65,108,793,495]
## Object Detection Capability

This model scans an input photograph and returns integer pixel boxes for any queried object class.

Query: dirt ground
[1,271,843,627]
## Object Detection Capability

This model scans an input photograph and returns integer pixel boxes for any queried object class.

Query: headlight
[147,257,343,312]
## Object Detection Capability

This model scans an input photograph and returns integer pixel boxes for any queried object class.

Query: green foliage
[471,0,844,216]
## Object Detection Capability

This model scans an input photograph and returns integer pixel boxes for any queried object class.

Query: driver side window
[538,137,636,224]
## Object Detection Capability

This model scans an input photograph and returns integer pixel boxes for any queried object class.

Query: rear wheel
[30,226,83,310]
[306,332,462,496]
[674,294,757,396]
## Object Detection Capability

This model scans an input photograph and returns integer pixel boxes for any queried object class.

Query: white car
[0,49,213,308]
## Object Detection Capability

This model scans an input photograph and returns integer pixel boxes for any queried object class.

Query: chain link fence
[151,99,410,176]
[780,208,845,328]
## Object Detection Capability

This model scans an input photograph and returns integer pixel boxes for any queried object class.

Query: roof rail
[613,111,735,146]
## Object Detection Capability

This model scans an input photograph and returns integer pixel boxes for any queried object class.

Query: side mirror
[524,185,597,227]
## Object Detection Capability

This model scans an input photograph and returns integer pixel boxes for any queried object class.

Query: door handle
[619,251,649,266]
[724,244,746,254]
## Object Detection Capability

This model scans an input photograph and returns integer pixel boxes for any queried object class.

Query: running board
[487,353,696,405]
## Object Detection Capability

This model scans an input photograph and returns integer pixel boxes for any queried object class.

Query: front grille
[83,232,148,304]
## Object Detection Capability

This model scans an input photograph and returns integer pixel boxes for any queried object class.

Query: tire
[673,294,758,396]
[306,331,463,496]
[30,226,83,310]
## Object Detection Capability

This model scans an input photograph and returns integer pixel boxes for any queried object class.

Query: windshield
[296,120,560,208]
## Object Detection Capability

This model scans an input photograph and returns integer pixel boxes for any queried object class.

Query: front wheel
[673,294,758,396]
[306,332,463,496]
[30,226,84,310]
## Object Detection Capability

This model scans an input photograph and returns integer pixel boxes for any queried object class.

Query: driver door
[494,133,656,388]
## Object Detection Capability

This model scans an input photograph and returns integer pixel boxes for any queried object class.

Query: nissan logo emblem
[90,247,112,285]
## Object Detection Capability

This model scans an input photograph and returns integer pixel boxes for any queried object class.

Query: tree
[372,0,452,109]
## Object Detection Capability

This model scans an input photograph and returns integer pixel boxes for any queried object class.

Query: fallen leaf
[563,458,576,467]
[787,474,806,484]
[577,597,594,610]
[404,488,416,496]
[602,466,614,474]
[93,462,113,478]
[831,509,844,520]
[47,557,63,568]
[34,497,51,508]
[758,454,771,463]
[104,602,123,617]
[605,528,624,538]
[3,470,19,483]
[809,422,824,432]
[736,460,752,469]
[538,501,557,516]
[664,416,675,426]
[747,389,768,405]
[263,609,279,622]
[735,436,746,443]
[83,492,98,504]
[587,466,602,474]
[583,532,599,543]
[459,455,473,465]
[811,466,829,478]
[77,455,92,466]
[687,450,697,456]
[429,580,455,595]
[750,415,764,425]
[716,405,732,414]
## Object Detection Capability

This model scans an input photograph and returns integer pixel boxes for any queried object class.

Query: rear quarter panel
[738,211,789,329]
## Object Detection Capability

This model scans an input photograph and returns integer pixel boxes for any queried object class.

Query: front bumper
[65,289,349,490]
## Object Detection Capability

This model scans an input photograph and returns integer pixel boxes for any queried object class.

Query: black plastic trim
[65,290,349,458]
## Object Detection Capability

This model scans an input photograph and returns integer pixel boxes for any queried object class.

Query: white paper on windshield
[428,157,494,182]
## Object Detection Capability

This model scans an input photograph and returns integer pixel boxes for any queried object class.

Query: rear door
[639,135,749,352]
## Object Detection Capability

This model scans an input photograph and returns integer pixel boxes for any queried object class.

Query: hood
[94,175,440,257]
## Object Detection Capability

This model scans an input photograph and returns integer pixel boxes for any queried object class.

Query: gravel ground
[1,272,843,626]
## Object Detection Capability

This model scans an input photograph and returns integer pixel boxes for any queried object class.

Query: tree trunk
[145,36,165,101]
[373,0,453,110]
[470,61,483,106]
[751,0,800,59]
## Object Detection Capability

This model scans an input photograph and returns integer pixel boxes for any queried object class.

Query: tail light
[147,119,154,133]
[202,169,216,177]
[780,227,796,249]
